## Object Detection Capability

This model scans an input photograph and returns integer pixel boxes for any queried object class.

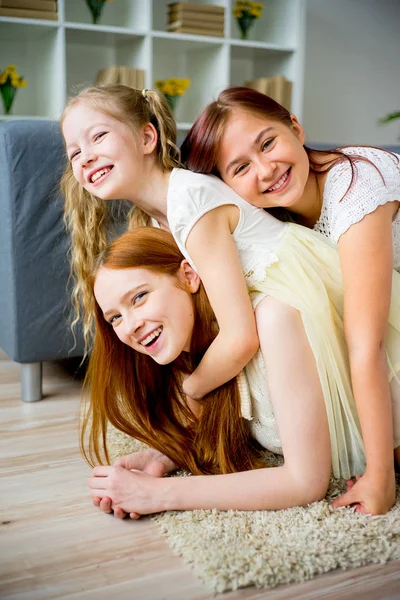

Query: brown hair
[180,86,392,222]
[61,85,182,352]
[82,227,265,475]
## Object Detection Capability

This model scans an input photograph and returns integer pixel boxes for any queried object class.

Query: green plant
[0,65,27,114]
[378,111,400,140]
[85,0,113,24]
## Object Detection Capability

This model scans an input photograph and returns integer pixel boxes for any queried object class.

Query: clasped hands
[89,449,176,519]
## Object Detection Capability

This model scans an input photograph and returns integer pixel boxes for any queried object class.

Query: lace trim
[236,240,279,287]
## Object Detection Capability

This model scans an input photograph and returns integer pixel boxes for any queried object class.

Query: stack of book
[166,2,225,37]
[0,0,58,20]
[244,75,292,111]
[95,66,145,90]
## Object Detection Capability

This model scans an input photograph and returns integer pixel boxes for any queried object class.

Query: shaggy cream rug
[107,428,400,593]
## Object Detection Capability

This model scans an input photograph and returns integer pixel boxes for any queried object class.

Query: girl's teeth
[268,170,288,192]
[141,327,163,347]
[91,167,110,182]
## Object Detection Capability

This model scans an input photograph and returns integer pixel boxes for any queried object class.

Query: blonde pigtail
[62,167,109,353]
[145,90,182,170]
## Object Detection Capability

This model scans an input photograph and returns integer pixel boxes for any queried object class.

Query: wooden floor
[1,351,399,600]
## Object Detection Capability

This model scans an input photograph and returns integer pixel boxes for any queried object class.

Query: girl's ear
[179,260,200,293]
[290,114,306,145]
[142,122,158,155]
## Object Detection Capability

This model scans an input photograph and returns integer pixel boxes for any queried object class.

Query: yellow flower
[0,64,27,89]
[155,78,190,97]
[233,0,264,19]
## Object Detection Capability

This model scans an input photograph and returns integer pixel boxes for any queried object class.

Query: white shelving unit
[0,0,306,129]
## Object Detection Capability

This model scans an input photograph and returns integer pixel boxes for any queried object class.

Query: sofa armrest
[0,120,84,362]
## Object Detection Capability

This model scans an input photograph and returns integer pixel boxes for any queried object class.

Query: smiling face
[62,102,144,201]
[94,264,200,365]
[217,109,310,210]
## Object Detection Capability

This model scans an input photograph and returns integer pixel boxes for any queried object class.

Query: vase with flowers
[155,78,191,114]
[85,0,114,24]
[0,65,27,115]
[233,1,264,40]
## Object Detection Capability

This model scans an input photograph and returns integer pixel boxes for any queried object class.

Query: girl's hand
[114,449,177,478]
[92,450,177,518]
[89,465,168,517]
[330,470,396,515]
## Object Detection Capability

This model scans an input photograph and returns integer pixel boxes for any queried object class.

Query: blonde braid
[144,90,182,170]
[62,166,109,352]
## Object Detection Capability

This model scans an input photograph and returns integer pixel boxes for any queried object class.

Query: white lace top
[167,168,288,453]
[313,147,400,272]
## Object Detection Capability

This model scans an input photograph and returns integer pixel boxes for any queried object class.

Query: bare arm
[332,201,398,514]
[182,205,259,399]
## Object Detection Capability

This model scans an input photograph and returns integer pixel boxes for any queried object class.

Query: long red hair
[82,227,265,475]
[181,87,391,221]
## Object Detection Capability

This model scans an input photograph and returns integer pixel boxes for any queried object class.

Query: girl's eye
[94,131,107,142]
[234,163,249,176]
[70,149,80,161]
[262,138,274,151]
[133,291,148,305]
[108,314,121,326]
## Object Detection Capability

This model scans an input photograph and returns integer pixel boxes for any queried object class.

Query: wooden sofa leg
[21,362,43,402]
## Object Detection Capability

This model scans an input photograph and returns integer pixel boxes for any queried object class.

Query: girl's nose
[80,148,97,168]
[124,312,145,338]
[256,158,277,181]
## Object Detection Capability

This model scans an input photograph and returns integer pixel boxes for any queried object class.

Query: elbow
[231,331,259,364]
[291,469,330,507]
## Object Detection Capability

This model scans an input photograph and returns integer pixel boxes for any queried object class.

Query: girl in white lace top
[181,87,400,516]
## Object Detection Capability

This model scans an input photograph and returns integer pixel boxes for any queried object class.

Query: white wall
[303,0,400,145]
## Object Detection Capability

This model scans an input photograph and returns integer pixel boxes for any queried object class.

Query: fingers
[100,497,113,514]
[92,466,112,477]
[130,512,141,520]
[353,503,371,515]
[330,489,356,509]
[88,476,108,490]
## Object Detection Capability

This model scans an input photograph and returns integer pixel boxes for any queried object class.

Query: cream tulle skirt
[249,223,400,480]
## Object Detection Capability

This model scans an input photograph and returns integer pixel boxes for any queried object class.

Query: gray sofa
[0,120,85,402]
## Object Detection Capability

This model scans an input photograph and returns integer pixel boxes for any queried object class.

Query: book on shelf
[245,75,292,111]
[96,66,120,85]
[167,25,224,36]
[95,66,146,91]
[168,2,225,15]
[167,3,225,36]
[0,0,57,10]
[168,9,224,23]
[0,6,57,18]
[168,15,224,27]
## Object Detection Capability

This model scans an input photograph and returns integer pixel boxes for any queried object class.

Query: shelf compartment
[229,44,294,89]
[65,28,149,96]
[230,0,301,46]
[0,21,63,118]
[65,0,149,30]
[152,36,228,124]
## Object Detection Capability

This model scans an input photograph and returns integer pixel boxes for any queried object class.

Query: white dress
[167,168,400,479]
[313,147,400,272]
